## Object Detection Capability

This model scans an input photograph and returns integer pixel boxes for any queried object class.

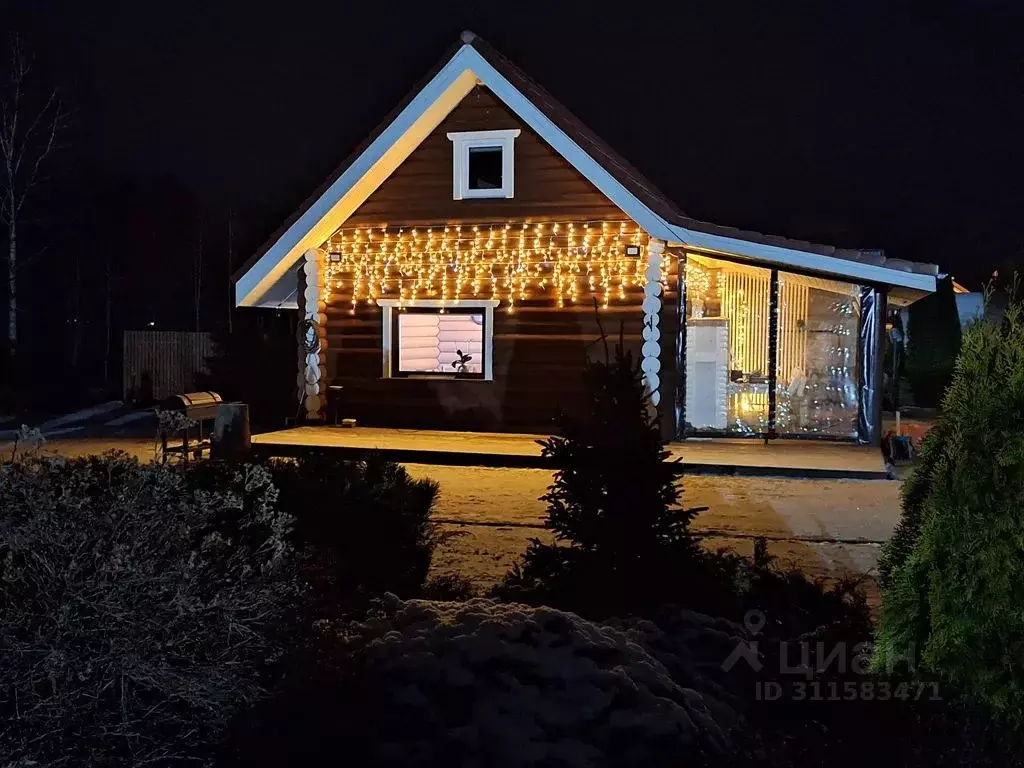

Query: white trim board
[376,298,500,308]
[235,42,936,307]
[235,43,686,308]
[235,58,480,308]
[448,129,520,199]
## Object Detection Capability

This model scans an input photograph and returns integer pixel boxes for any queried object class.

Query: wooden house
[234,32,939,445]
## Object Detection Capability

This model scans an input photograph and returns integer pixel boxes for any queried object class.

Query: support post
[296,248,328,421]
[857,285,886,445]
[641,239,665,419]
[767,269,780,440]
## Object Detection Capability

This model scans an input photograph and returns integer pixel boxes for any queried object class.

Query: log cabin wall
[321,85,678,434]
[345,85,626,227]
[325,258,679,434]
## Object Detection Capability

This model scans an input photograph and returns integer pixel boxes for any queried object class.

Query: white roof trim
[668,226,938,292]
[236,44,684,307]
[236,43,936,307]
[236,51,479,307]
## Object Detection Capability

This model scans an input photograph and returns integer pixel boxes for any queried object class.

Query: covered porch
[250,425,889,479]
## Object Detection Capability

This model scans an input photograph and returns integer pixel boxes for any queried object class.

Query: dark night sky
[7,0,1024,287]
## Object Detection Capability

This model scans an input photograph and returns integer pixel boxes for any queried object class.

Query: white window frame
[446,129,520,199]
[377,298,498,380]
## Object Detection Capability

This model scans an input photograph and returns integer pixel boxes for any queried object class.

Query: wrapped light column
[641,239,665,411]
[296,248,328,420]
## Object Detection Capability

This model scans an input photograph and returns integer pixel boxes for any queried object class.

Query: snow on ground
[0,401,132,442]
[407,464,901,597]
[14,436,157,461]
[0,426,86,453]
[428,522,884,599]
[38,401,124,429]
[28,437,902,598]
[104,410,155,427]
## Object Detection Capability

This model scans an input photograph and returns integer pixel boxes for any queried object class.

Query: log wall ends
[641,239,666,420]
[296,248,328,420]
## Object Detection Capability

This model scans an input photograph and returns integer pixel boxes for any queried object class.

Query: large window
[683,254,863,438]
[378,299,497,380]
[684,254,772,434]
[775,272,860,437]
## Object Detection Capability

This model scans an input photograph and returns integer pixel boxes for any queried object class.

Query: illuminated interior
[775,271,860,437]
[684,255,772,433]
[321,220,660,313]
[684,253,862,437]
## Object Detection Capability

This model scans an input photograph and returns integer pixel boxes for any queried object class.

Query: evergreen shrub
[875,297,1024,727]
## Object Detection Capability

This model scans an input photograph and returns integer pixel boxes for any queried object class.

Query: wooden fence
[123,331,215,401]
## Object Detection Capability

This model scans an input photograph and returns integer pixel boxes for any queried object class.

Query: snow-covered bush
[331,596,737,766]
[605,610,749,708]
[0,452,303,767]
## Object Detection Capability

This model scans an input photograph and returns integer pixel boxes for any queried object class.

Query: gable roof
[235,32,938,308]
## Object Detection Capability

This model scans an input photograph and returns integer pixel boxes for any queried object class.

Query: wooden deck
[251,426,889,479]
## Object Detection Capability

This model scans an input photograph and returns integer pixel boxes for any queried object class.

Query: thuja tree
[496,345,718,619]
[905,276,962,407]
[876,416,948,588]
[875,296,1024,727]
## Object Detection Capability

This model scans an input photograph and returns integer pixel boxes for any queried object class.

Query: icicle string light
[321,220,653,311]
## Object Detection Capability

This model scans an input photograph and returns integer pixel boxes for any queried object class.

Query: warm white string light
[321,220,651,313]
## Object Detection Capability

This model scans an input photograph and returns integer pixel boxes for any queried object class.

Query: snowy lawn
[29,438,900,599]
[411,464,900,599]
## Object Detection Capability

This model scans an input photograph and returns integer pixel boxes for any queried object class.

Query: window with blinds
[393,309,486,378]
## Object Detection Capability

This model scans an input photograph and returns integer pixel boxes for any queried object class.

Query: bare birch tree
[0,37,65,356]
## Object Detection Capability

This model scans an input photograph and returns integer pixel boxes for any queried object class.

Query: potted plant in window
[451,349,473,376]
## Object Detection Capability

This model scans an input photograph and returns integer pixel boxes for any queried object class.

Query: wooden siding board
[325,278,677,432]
[323,257,680,434]
[343,86,626,228]
[317,85,681,434]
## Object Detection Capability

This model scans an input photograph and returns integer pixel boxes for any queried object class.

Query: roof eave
[235,32,940,307]
[234,42,683,307]
[669,224,938,292]
[235,48,482,307]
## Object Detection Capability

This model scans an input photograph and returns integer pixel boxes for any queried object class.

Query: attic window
[447,129,520,199]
